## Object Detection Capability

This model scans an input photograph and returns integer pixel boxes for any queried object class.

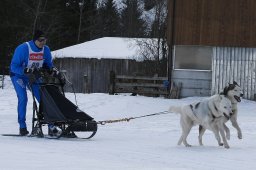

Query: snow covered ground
[0,77,256,170]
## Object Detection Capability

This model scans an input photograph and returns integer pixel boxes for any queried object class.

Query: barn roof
[52,37,144,60]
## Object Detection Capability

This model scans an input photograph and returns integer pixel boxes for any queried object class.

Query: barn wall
[171,45,256,100]
[54,58,165,93]
[172,70,212,97]
[54,49,256,100]
[166,0,256,100]
[167,0,256,47]
[212,47,256,100]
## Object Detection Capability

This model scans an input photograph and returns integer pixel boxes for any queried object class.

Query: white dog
[169,94,233,149]
[199,81,243,144]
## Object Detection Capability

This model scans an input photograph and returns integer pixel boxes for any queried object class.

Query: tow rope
[97,111,170,125]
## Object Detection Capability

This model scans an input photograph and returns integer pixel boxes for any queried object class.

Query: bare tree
[135,0,168,75]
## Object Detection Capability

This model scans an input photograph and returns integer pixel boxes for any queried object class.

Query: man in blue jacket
[10,30,59,136]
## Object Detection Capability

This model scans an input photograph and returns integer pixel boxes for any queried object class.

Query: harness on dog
[209,104,230,121]
[189,104,201,123]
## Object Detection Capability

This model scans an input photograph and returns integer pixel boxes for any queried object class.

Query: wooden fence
[53,58,166,93]
[109,71,181,98]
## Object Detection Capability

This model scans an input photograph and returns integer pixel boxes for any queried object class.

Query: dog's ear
[233,81,238,85]
[223,86,228,95]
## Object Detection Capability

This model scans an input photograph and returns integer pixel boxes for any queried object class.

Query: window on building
[174,45,212,70]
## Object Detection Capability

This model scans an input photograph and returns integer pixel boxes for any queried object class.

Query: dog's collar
[223,113,230,120]
[209,103,223,120]
[211,113,216,119]
[189,104,200,121]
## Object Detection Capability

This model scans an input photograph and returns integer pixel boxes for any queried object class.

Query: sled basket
[29,69,97,139]
[40,85,93,123]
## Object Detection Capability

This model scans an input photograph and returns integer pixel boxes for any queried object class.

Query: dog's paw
[224,145,230,149]
[238,133,242,139]
[219,143,224,146]
[185,144,192,147]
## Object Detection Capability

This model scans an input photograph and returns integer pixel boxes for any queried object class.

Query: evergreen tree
[81,0,99,41]
[0,0,37,70]
[65,0,88,44]
[98,0,120,37]
[64,0,99,43]
[144,0,156,11]
[30,0,73,49]
[120,0,147,37]
[0,0,154,73]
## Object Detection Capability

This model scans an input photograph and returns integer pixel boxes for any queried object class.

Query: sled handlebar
[26,67,66,86]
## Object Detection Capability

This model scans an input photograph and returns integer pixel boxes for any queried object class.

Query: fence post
[84,74,89,93]
[153,74,158,97]
[109,71,115,95]
[0,75,3,89]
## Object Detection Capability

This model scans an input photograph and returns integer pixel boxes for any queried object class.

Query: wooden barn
[52,37,161,93]
[167,0,256,100]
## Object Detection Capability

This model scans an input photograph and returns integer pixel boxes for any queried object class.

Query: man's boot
[19,128,29,136]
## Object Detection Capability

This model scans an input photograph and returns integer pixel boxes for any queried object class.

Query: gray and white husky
[169,94,233,148]
[199,81,243,144]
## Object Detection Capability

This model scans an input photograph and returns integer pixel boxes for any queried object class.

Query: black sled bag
[40,85,94,123]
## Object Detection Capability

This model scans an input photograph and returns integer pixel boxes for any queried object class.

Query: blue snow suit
[10,40,53,129]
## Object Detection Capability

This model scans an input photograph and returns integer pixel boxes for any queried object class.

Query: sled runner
[27,68,97,139]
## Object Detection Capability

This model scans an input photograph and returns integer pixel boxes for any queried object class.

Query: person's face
[35,37,47,48]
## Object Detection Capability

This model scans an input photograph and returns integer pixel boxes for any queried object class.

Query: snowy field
[0,77,256,170]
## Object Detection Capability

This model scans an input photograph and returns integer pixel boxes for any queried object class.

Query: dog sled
[27,68,97,139]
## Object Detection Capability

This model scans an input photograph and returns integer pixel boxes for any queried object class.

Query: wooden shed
[167,0,256,100]
[52,37,160,93]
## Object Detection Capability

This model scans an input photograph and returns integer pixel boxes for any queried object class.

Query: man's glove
[50,67,60,77]
[49,67,66,85]
[24,68,34,74]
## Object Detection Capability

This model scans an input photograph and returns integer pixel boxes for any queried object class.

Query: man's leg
[30,83,40,101]
[11,76,28,129]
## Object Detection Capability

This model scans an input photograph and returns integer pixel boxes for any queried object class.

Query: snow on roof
[51,37,143,60]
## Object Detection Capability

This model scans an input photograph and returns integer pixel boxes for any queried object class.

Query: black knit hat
[33,30,45,41]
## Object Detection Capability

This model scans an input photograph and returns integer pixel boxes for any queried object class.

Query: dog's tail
[169,105,182,114]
